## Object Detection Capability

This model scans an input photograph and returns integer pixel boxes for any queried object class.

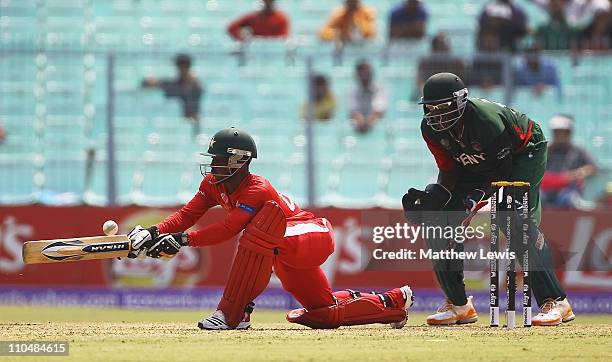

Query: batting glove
[146,233,189,259]
[127,225,159,258]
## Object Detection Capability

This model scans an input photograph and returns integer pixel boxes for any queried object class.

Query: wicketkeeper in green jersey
[402,73,575,326]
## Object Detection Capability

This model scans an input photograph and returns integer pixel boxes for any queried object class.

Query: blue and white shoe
[198,309,251,330]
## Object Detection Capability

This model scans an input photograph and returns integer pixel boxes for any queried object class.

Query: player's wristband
[181,233,189,246]
[173,232,189,246]
[147,226,160,239]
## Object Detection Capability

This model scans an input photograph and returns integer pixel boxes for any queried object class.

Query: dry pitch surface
[1,305,611,362]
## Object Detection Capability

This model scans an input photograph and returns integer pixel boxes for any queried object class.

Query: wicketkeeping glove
[402,183,452,224]
[146,233,189,259]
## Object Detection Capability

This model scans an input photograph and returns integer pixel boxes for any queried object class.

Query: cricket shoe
[198,303,254,330]
[389,285,415,329]
[532,298,575,326]
[426,295,478,325]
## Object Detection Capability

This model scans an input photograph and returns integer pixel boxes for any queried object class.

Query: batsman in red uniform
[127,127,413,330]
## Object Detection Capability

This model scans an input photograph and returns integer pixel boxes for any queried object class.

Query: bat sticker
[41,240,129,261]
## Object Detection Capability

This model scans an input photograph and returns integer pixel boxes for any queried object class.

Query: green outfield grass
[1,305,611,362]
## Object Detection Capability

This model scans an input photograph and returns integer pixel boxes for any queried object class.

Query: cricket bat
[22,235,131,264]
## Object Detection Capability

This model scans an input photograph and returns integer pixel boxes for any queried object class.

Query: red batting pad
[286,290,406,329]
[217,201,286,328]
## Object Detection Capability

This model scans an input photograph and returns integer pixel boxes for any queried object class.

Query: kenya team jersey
[421,98,547,178]
[156,174,314,247]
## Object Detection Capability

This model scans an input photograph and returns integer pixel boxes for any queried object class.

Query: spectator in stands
[320,0,376,44]
[530,0,610,49]
[388,0,428,40]
[0,126,5,145]
[541,114,598,209]
[607,13,612,47]
[301,74,336,121]
[416,32,466,97]
[477,0,529,52]
[142,53,203,136]
[569,0,610,49]
[596,182,612,209]
[469,30,504,89]
[534,0,580,50]
[348,60,388,134]
[513,44,562,98]
[227,0,289,42]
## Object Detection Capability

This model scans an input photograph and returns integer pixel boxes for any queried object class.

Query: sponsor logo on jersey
[497,147,511,160]
[471,142,482,152]
[535,230,545,250]
[238,203,256,213]
[455,152,486,166]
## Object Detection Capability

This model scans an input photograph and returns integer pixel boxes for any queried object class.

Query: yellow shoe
[426,296,478,325]
[532,298,575,326]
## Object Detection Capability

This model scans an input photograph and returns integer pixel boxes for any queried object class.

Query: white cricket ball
[103,220,118,236]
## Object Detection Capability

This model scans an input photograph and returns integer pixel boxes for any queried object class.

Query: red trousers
[274,218,405,311]
[274,218,336,309]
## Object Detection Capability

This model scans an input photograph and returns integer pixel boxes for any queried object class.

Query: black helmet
[419,72,468,131]
[201,127,257,184]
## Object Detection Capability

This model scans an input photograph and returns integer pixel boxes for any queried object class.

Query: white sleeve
[594,0,611,11]
[348,87,358,114]
[372,84,388,114]
[530,0,550,10]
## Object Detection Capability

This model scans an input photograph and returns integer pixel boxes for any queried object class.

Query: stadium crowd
[216,0,608,207]
[223,0,612,49]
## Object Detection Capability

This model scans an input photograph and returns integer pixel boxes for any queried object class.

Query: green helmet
[418,72,468,131]
[201,127,257,184]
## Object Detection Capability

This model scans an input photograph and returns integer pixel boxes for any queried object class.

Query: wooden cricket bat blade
[22,235,131,264]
